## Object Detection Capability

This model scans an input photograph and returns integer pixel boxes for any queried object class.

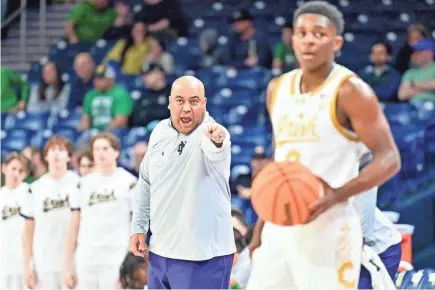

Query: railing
[1,0,48,61]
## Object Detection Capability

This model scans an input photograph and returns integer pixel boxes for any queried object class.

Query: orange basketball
[251,161,323,226]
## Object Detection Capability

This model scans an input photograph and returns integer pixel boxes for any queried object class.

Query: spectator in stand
[1,67,30,113]
[233,147,270,200]
[134,0,188,38]
[398,39,435,103]
[27,62,71,114]
[394,24,430,75]
[223,9,272,69]
[132,141,148,177]
[66,0,117,44]
[77,150,94,176]
[142,38,174,74]
[105,22,151,75]
[230,227,251,289]
[102,1,132,40]
[78,65,133,131]
[118,252,148,290]
[359,41,401,102]
[198,28,221,69]
[22,147,47,183]
[71,53,95,109]
[272,21,297,72]
[130,64,170,128]
[231,207,249,237]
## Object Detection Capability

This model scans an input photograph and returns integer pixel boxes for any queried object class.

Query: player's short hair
[372,40,393,56]
[90,132,121,152]
[3,152,29,173]
[233,228,247,253]
[293,1,344,35]
[119,252,148,289]
[44,135,73,157]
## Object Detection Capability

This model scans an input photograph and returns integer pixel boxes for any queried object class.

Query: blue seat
[383,103,417,126]
[412,101,435,124]
[228,125,267,146]
[52,110,83,130]
[50,42,92,72]
[125,127,149,147]
[89,40,117,65]
[231,141,258,164]
[209,103,266,126]
[215,68,267,90]
[1,129,32,152]
[244,206,258,225]
[393,127,426,179]
[31,130,54,149]
[394,270,417,289]
[210,88,264,106]
[5,112,51,133]
[1,113,7,130]
[230,163,250,182]
[52,127,80,144]
[231,196,249,212]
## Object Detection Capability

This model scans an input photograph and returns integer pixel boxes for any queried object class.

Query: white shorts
[0,273,24,290]
[247,202,362,290]
[76,262,119,290]
[34,270,63,289]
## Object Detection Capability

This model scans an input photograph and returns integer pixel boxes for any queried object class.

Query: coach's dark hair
[293,1,345,35]
[119,252,148,289]
[372,40,393,56]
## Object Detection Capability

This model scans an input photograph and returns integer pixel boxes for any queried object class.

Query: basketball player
[0,153,29,290]
[247,1,400,289]
[21,136,79,289]
[64,133,137,289]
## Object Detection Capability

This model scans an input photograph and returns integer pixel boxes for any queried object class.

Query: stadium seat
[31,130,53,149]
[1,129,32,153]
[52,127,80,144]
[52,110,83,130]
[215,68,268,90]
[1,113,7,130]
[228,125,267,146]
[89,39,117,65]
[125,127,149,147]
[5,111,51,133]
[210,88,263,106]
[231,141,258,165]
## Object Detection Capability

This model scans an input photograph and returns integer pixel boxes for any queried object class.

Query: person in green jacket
[78,64,133,131]
[1,67,30,113]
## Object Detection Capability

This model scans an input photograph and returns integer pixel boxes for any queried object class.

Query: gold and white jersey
[269,64,361,188]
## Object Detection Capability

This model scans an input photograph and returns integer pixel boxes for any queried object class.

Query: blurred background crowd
[1,0,435,288]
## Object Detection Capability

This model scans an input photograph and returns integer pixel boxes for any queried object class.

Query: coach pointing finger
[130,76,236,289]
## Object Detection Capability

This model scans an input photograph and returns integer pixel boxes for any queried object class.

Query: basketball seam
[275,163,300,225]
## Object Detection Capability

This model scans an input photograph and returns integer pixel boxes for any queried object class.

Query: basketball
[251,161,324,226]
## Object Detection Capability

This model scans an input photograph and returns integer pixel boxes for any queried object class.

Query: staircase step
[1,54,45,63]
[27,12,70,21]
[8,28,66,38]
[2,37,59,47]
[1,46,48,55]
[47,4,75,12]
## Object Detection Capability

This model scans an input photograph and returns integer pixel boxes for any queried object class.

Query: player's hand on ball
[204,123,226,146]
[130,233,148,257]
[306,182,346,223]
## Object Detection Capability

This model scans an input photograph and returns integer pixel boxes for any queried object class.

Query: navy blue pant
[148,252,234,289]
[358,242,402,289]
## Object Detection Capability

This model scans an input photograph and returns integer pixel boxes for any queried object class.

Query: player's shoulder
[339,68,376,103]
[268,69,299,89]
[147,118,171,146]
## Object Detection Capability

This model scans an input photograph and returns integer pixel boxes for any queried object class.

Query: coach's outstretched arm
[200,123,231,162]
[307,76,401,222]
[130,155,151,257]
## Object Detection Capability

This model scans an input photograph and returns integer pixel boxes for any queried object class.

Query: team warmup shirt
[20,171,80,272]
[69,167,137,266]
[131,113,236,261]
[0,183,30,275]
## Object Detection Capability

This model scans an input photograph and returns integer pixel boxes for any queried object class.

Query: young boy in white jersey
[247,1,400,289]
[64,133,137,289]
[20,136,80,290]
[0,153,30,290]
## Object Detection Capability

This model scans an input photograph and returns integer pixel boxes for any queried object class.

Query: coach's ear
[333,35,344,53]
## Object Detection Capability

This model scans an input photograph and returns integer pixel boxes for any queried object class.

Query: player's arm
[309,77,400,221]
[336,77,400,199]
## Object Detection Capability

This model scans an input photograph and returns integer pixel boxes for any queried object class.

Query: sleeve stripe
[20,213,34,220]
[70,208,81,211]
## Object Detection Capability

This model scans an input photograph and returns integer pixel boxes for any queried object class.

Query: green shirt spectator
[272,21,297,71]
[398,39,435,103]
[1,67,30,112]
[67,0,117,43]
[80,65,133,131]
